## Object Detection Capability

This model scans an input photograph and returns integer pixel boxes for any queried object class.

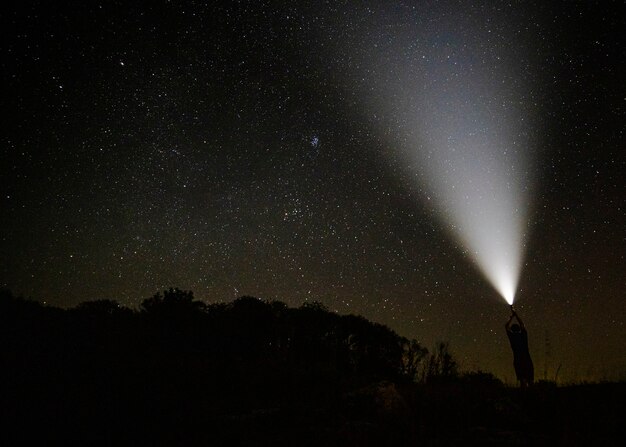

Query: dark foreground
[1,290,623,446]
[3,375,623,446]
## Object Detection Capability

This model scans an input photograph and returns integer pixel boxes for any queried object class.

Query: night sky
[2,1,624,383]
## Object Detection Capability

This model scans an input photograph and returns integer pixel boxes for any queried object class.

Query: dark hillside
[1,289,623,446]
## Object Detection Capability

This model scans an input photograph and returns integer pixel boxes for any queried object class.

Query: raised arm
[513,311,525,330]
[505,313,515,331]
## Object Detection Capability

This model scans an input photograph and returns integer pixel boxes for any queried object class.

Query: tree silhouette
[424,341,458,382]
[401,337,429,381]
[141,287,205,313]
[1,287,621,446]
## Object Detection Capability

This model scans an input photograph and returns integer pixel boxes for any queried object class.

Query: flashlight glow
[344,5,536,304]
[409,93,531,305]
[425,153,528,305]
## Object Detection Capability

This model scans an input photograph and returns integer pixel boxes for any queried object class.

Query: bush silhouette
[2,287,620,446]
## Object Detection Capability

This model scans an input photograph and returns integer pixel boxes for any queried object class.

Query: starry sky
[1,1,624,383]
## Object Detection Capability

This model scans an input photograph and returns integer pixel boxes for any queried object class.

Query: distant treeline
[5,288,620,446]
[0,287,471,445]
[0,287,461,388]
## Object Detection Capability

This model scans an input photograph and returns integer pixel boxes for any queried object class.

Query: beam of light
[342,5,538,304]
[409,82,532,306]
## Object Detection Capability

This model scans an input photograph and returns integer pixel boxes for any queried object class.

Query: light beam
[346,5,537,304]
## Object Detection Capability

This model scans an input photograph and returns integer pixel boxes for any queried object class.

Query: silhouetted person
[505,307,534,388]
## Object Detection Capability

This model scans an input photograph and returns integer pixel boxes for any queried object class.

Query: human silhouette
[505,307,534,388]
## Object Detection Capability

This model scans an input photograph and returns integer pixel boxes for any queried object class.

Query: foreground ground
[1,291,623,445]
